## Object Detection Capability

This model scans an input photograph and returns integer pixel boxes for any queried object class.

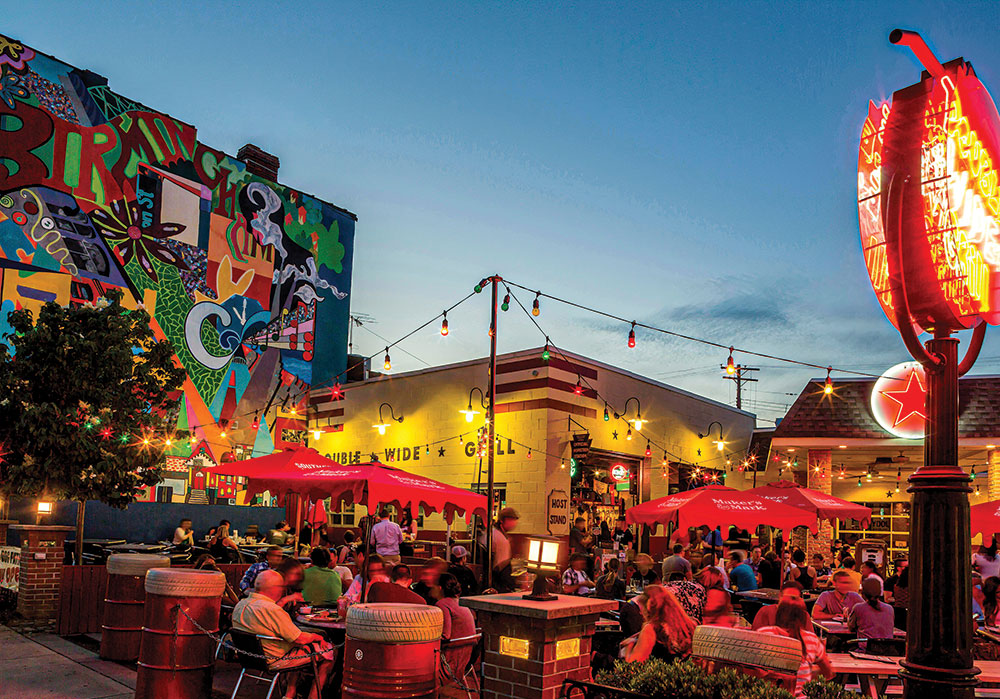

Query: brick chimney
[237,143,280,182]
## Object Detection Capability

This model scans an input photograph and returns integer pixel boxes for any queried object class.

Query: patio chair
[227,629,321,699]
[440,632,482,698]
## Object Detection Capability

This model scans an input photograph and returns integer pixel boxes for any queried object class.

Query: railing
[56,563,249,635]
[560,679,649,699]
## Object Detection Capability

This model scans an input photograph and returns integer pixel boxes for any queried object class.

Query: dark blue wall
[5,499,287,547]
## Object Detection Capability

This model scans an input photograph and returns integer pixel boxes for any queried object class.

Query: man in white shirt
[231,570,334,699]
[369,508,404,563]
[172,519,194,548]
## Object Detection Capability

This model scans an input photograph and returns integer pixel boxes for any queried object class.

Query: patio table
[104,543,168,554]
[828,653,1000,698]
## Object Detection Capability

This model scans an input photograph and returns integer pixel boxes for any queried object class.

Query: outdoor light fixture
[620,397,644,430]
[440,311,449,336]
[373,402,403,435]
[824,367,834,395]
[461,387,488,423]
[383,347,391,371]
[524,535,561,601]
[699,421,726,453]
[37,501,53,515]
[726,347,736,375]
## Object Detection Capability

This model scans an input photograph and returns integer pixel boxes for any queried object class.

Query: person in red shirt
[753,580,803,629]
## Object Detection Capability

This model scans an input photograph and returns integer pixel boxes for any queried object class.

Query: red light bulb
[628,322,636,348]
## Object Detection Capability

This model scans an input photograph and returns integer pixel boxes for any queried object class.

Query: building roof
[772,376,1000,440]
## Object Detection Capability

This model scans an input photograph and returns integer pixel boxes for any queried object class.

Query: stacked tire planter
[99,553,170,662]
[343,603,444,699]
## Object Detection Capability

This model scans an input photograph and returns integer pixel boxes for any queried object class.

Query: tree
[0,289,186,563]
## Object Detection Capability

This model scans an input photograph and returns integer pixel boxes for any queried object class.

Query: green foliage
[802,679,863,699]
[595,659,795,699]
[0,289,186,507]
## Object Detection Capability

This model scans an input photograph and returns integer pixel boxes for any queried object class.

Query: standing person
[758,598,834,698]
[447,546,480,597]
[748,546,763,578]
[884,558,908,599]
[812,570,864,620]
[623,586,696,663]
[612,517,634,554]
[398,507,416,557]
[698,566,732,626]
[789,550,815,590]
[173,519,195,548]
[728,551,758,592]
[480,507,519,593]
[369,508,404,563]
[753,581,804,630]
[847,578,895,645]
[891,565,909,631]
[569,517,594,555]
[662,544,693,581]
[599,518,612,547]
[302,546,342,607]
[974,540,1000,579]
[758,551,782,589]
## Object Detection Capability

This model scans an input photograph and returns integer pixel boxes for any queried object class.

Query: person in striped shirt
[757,598,834,698]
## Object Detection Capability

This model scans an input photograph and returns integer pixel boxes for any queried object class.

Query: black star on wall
[438,447,446,457]
[612,431,618,440]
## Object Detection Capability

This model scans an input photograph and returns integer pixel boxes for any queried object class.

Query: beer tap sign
[859,31,1000,340]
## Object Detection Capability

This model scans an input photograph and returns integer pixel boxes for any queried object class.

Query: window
[330,503,355,527]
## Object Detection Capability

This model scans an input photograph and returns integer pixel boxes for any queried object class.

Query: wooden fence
[56,563,250,636]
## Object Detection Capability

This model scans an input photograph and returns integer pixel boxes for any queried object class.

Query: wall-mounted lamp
[460,387,488,423]
[374,402,404,435]
[616,397,645,430]
[698,421,726,452]
[37,501,53,515]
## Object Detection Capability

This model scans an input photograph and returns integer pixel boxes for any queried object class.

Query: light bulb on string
[532,293,540,316]
[527,449,532,459]
[383,348,391,372]
[251,412,260,431]
[857,476,862,487]
[440,311,449,336]
[626,427,632,441]
[426,445,430,455]
[645,442,652,457]
[560,461,566,469]
[501,293,510,312]
[474,278,488,293]
[603,404,610,422]
[726,347,735,375]
[574,377,583,395]
[628,322,636,348]
[541,341,550,362]
[824,367,834,395]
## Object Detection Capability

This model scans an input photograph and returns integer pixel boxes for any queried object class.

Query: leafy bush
[595,659,794,699]
[802,679,863,699]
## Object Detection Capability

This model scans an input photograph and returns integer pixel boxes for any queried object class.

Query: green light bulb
[501,302,509,312]
[542,348,550,361]
[474,284,483,293]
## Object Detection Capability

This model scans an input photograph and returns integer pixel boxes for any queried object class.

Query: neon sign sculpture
[858,41,1000,333]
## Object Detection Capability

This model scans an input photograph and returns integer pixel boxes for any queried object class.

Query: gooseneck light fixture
[618,397,645,431]
[698,421,726,452]
[461,387,489,423]
[373,402,404,435]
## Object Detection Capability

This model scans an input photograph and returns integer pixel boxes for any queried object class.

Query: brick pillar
[806,450,833,564]
[462,594,616,699]
[11,525,74,621]
[988,450,1000,501]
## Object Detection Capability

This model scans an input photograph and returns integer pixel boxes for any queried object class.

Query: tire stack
[343,603,444,698]
[691,625,801,691]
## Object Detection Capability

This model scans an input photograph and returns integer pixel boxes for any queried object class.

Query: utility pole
[485,275,499,590]
[722,364,759,410]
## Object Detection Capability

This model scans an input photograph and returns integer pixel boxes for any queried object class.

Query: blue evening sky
[6,1,1000,425]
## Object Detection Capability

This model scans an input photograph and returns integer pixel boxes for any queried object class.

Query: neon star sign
[870,362,928,439]
[858,50,1000,333]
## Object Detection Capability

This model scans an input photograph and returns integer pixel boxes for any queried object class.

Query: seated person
[173,519,195,548]
[411,557,449,604]
[562,553,596,595]
[209,521,240,562]
[623,585,696,663]
[368,563,426,604]
[268,521,292,546]
[837,556,863,592]
[447,546,480,597]
[619,595,645,638]
[753,580,803,630]
[302,546,342,607]
[436,573,477,640]
[698,566,732,626]
[664,570,707,624]
[788,549,816,590]
[344,554,389,603]
[758,598,834,697]
[848,578,895,643]
[812,553,833,583]
[812,570,864,620]
[860,561,884,594]
[275,558,307,613]
[193,554,239,605]
[728,551,758,592]
[595,558,626,600]
[632,553,662,589]
[231,570,334,699]
[241,546,285,594]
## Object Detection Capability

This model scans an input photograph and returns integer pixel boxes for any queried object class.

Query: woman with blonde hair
[624,585,696,663]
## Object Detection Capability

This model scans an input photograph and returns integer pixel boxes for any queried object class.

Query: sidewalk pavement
[0,626,134,699]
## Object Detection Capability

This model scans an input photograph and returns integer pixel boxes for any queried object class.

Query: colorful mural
[0,34,356,504]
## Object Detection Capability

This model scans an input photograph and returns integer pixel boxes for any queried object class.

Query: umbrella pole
[293,495,303,554]
[446,519,452,562]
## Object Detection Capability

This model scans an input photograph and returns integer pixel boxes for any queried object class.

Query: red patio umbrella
[210,446,487,524]
[625,484,818,534]
[970,499,1000,539]
[748,479,872,527]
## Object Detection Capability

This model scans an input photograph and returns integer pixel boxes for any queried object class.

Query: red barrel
[100,554,169,661]
[134,568,225,699]
[342,603,443,699]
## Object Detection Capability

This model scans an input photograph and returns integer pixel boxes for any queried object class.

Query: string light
[330,383,343,401]
[857,476,862,487]
[165,438,172,447]
[603,404,610,422]
[526,449,532,459]
[627,322,636,348]
[426,445,430,455]
[541,341,550,362]
[726,347,736,375]
[474,278,488,293]
[574,377,583,395]
[532,293,540,316]
[251,412,260,431]
[383,348,391,372]
[645,441,652,457]
[626,427,632,441]
[501,293,510,312]
[560,460,566,469]
[440,311,449,336]
[824,367,834,395]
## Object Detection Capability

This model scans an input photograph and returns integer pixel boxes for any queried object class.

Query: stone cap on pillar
[11,524,76,547]
[461,593,617,620]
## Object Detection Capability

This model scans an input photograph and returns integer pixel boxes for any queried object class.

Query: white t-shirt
[173,527,191,545]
